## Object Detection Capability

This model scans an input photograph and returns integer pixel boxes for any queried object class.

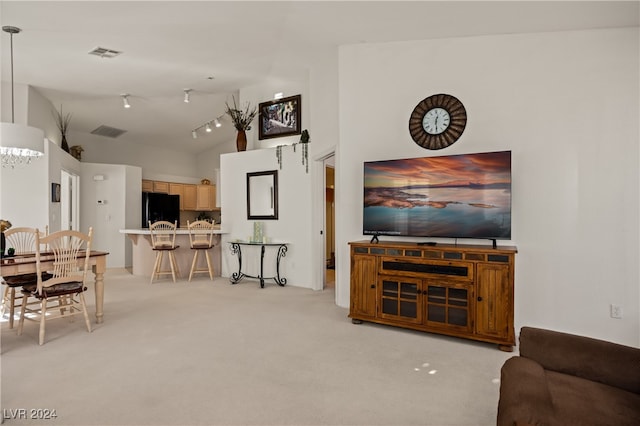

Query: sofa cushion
[519,327,640,393]
[497,356,553,426]
[498,358,640,426]
[545,370,640,426]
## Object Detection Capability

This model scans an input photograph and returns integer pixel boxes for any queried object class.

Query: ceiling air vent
[91,125,127,138]
[88,47,122,58]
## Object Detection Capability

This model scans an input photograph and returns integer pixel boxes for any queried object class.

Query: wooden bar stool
[187,220,215,281]
[149,220,179,283]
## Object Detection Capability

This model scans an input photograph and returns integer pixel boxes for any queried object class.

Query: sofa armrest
[519,327,640,394]
[497,356,553,426]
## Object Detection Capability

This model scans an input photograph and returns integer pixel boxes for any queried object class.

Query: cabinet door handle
[477,296,483,302]
[370,284,375,289]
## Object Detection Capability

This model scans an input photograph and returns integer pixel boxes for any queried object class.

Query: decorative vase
[61,134,70,153]
[252,221,263,243]
[236,130,247,152]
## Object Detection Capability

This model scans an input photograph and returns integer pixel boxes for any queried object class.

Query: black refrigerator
[142,192,180,227]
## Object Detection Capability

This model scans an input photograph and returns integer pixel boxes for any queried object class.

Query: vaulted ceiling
[1,1,637,154]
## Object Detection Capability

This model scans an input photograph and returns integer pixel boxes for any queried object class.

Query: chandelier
[1,26,44,169]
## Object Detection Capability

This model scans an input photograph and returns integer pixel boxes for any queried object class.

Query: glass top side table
[229,241,288,288]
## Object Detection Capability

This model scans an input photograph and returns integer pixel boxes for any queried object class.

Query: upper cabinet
[153,181,169,193]
[142,180,216,211]
[183,184,197,211]
[196,184,216,211]
[168,183,184,209]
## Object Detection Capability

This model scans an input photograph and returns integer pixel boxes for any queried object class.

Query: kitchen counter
[120,227,228,278]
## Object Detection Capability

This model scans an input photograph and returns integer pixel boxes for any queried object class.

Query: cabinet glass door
[378,276,421,324]
[425,282,471,331]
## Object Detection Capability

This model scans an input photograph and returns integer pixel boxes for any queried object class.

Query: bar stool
[149,220,179,283]
[187,220,215,281]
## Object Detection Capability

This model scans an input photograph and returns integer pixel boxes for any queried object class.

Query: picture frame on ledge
[258,94,301,140]
[51,183,61,203]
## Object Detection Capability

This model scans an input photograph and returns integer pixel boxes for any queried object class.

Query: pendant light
[0,26,44,168]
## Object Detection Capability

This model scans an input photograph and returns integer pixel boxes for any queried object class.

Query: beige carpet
[1,269,514,425]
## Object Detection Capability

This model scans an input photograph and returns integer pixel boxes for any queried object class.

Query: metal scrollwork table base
[229,242,288,288]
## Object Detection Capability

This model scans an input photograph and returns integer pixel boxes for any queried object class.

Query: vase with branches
[225,96,257,151]
[52,105,72,153]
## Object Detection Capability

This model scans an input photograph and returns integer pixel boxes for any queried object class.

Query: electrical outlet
[610,304,623,319]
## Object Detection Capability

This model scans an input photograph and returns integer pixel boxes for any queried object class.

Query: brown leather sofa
[497,326,640,426]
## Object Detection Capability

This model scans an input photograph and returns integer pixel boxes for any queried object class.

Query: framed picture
[258,95,301,140]
[51,183,61,203]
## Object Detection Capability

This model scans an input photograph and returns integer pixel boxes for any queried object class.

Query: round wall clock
[408,94,467,150]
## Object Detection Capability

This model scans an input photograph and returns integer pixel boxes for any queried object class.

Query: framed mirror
[247,170,278,220]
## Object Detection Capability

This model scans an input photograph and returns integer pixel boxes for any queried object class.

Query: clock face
[409,94,467,150]
[422,108,450,135]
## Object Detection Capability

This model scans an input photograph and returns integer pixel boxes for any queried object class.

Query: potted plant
[53,105,72,153]
[225,96,257,152]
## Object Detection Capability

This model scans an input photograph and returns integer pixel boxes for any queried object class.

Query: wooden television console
[349,240,517,351]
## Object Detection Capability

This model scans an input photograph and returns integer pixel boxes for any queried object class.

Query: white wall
[220,146,313,289]
[336,28,639,346]
[47,139,81,232]
[76,130,201,180]
[1,82,28,124]
[80,162,142,268]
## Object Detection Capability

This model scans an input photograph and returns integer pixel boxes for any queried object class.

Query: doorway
[324,156,335,289]
[60,170,79,231]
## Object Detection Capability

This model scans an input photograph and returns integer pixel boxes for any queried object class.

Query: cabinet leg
[498,344,514,352]
[351,318,363,324]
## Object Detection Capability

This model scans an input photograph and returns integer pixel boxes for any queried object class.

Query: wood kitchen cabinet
[142,179,153,192]
[142,180,216,211]
[153,181,169,193]
[182,184,197,211]
[349,240,517,351]
[196,184,216,211]
[168,183,184,209]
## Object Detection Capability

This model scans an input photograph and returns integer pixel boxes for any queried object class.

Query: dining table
[1,250,109,324]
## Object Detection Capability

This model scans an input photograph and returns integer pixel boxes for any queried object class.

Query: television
[363,150,511,241]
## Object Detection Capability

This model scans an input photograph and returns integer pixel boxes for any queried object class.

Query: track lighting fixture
[122,94,131,109]
[184,89,191,103]
[191,115,224,137]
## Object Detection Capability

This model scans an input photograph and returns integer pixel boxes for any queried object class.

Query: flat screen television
[363,150,511,241]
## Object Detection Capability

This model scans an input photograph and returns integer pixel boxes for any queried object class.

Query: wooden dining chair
[187,220,216,281]
[1,226,50,329]
[149,220,180,283]
[17,228,93,345]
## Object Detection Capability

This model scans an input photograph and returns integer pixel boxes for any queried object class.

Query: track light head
[121,94,131,109]
[205,123,212,132]
[192,130,198,139]
[214,118,221,128]
[184,89,191,103]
